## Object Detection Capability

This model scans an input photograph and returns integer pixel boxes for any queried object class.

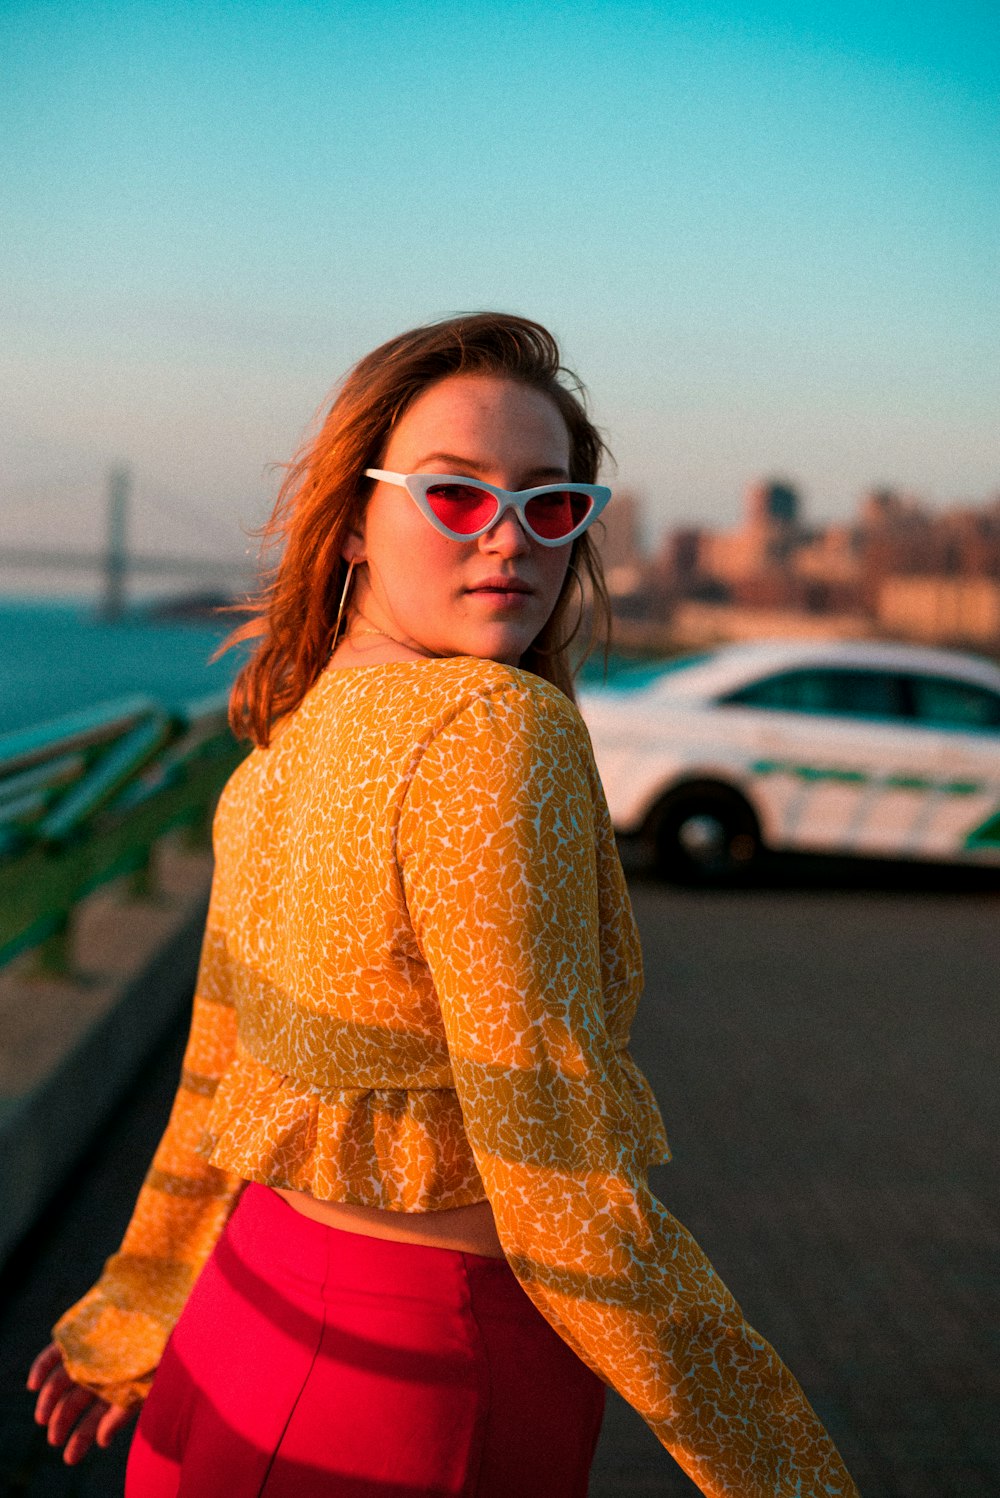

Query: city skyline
[3,0,998,571]
[5,461,999,606]
[4,461,999,585]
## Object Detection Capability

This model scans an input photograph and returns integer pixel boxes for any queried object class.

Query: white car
[578,639,1000,880]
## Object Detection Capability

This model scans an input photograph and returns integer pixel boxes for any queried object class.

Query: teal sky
[2,0,998,570]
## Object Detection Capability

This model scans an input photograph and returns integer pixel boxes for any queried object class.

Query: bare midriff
[273,1188,507,1259]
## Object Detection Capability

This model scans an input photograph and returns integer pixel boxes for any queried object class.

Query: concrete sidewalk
[0,836,213,1271]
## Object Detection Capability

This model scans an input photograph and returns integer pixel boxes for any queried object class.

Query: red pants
[127,1183,605,1497]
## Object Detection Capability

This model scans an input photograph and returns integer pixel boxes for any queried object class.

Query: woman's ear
[340,526,366,565]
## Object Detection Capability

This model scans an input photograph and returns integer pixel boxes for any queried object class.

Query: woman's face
[343,373,575,666]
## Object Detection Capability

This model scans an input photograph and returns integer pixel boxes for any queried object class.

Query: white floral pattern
[55,656,858,1496]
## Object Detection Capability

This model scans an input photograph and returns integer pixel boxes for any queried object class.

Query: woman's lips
[468,587,533,606]
[467,577,533,595]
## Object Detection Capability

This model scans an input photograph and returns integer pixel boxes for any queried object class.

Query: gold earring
[331,558,356,650]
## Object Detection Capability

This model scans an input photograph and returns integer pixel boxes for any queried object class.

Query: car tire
[650,784,761,885]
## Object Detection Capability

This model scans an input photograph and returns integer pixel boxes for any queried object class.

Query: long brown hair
[218,312,613,746]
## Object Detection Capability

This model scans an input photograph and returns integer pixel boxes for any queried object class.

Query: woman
[29,313,859,1497]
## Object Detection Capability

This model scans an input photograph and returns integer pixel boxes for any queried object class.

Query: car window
[906,675,1000,732]
[723,668,904,720]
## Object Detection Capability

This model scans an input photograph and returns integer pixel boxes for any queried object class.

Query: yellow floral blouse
[54,655,858,1497]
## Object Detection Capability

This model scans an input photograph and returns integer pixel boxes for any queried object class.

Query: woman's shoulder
[430,657,587,738]
[315,655,579,726]
[279,658,592,785]
[438,654,569,701]
[402,659,595,796]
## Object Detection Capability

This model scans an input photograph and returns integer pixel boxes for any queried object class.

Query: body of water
[0,595,670,738]
[0,597,244,736]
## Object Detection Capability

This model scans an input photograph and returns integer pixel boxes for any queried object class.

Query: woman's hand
[27,1343,135,1465]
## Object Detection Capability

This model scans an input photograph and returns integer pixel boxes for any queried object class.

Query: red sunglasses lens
[524,490,592,539]
[424,483,498,535]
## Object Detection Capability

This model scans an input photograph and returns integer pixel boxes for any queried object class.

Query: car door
[718,667,945,856]
[902,673,1000,863]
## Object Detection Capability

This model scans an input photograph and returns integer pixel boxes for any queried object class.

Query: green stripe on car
[750,761,982,797]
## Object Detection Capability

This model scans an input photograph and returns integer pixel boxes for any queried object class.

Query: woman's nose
[481,509,531,555]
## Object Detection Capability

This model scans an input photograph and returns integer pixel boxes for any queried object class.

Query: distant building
[878,577,1000,647]
[698,478,805,586]
[596,489,643,569]
[594,489,650,616]
[747,479,800,527]
[612,476,1000,652]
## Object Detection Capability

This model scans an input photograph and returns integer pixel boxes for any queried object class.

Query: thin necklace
[330,624,413,658]
[331,623,434,660]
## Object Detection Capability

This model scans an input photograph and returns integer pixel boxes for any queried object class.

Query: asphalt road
[590,860,1000,1497]
[2,861,997,1497]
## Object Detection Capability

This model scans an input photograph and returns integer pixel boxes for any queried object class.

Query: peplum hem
[199,1047,487,1212]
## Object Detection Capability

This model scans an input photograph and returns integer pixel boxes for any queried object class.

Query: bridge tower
[102,466,130,620]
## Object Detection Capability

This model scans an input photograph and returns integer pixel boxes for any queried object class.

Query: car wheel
[651,786,760,884]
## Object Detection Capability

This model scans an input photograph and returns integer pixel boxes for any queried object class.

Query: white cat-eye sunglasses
[365,469,612,547]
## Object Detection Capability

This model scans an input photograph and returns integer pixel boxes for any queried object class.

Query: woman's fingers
[26,1342,63,1392]
[32,1362,72,1426]
[61,1400,108,1466]
[97,1401,136,1447]
[48,1385,104,1454]
[59,1398,133,1465]
[26,1340,132,1465]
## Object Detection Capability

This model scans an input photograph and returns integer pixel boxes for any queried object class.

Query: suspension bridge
[0,468,259,618]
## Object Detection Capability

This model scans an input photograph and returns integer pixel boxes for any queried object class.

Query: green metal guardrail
[0,693,247,974]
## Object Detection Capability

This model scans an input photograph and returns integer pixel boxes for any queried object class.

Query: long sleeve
[52,870,245,1410]
[397,679,859,1498]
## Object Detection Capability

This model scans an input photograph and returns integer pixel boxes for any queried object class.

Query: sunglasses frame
[364,468,612,547]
